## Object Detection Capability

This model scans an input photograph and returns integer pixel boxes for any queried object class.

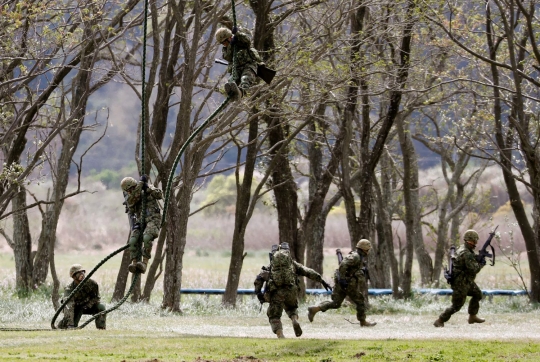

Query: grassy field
[1,332,539,361]
[1,250,538,361]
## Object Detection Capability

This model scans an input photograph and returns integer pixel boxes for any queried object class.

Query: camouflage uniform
[254,259,325,336]
[58,279,106,329]
[438,243,484,322]
[222,28,260,92]
[125,181,163,260]
[314,249,370,322]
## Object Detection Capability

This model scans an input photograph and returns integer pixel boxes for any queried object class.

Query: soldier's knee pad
[143,234,154,243]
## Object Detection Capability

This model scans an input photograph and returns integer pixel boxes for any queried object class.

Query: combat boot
[468,314,485,324]
[128,259,139,273]
[224,82,241,101]
[136,257,149,274]
[307,306,320,322]
[433,318,444,327]
[360,320,377,327]
[276,329,285,339]
[291,315,302,337]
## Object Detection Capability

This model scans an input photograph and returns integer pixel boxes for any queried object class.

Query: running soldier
[254,242,331,338]
[307,239,376,327]
[58,264,106,329]
[121,175,163,274]
[434,230,486,327]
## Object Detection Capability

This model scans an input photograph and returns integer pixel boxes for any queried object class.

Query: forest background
[1,0,540,314]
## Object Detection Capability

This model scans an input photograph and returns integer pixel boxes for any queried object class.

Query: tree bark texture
[396,117,433,286]
[484,4,540,301]
[11,187,33,295]
[223,117,259,306]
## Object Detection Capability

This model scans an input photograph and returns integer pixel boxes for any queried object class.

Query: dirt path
[115,313,540,340]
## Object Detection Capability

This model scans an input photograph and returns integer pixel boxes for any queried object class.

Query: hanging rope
[50,0,152,330]
[161,1,238,224]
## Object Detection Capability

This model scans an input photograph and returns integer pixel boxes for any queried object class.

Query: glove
[140,175,149,191]
[257,292,265,304]
[232,26,238,34]
[338,278,348,289]
[230,35,237,45]
[321,280,332,292]
[479,258,486,266]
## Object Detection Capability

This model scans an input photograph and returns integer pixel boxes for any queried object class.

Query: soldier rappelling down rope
[215,27,276,101]
[121,175,163,274]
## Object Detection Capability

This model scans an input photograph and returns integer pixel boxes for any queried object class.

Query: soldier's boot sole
[468,315,485,324]
[224,82,240,101]
[433,318,444,327]
[136,261,147,274]
[292,320,303,337]
[360,321,377,327]
[276,329,285,339]
[307,306,319,323]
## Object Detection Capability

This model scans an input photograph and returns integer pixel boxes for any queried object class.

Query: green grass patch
[0,334,538,361]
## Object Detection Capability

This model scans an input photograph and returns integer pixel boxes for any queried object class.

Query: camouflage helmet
[356,239,372,251]
[69,264,85,278]
[120,177,137,192]
[463,229,479,242]
[215,27,232,44]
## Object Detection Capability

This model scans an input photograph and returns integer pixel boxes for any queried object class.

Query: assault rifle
[335,248,343,279]
[215,59,277,84]
[360,254,371,282]
[476,226,498,266]
[258,245,279,311]
[443,245,456,284]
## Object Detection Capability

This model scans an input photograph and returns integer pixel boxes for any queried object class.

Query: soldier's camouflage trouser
[232,65,257,91]
[58,303,106,329]
[317,278,367,322]
[439,280,483,322]
[129,215,160,260]
[266,286,298,333]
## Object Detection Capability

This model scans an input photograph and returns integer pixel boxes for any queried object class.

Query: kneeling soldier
[58,264,106,330]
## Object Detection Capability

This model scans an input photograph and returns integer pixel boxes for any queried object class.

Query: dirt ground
[110,313,540,340]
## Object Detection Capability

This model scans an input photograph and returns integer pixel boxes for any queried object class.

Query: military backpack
[270,249,296,287]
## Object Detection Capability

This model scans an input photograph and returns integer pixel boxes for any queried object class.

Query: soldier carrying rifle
[307,239,376,327]
[434,228,497,327]
[253,242,331,339]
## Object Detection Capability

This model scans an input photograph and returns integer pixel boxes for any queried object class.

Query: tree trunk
[396,117,433,286]
[112,247,132,302]
[374,153,399,293]
[11,187,33,296]
[141,226,167,302]
[485,10,540,301]
[223,116,259,306]
[161,192,186,312]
